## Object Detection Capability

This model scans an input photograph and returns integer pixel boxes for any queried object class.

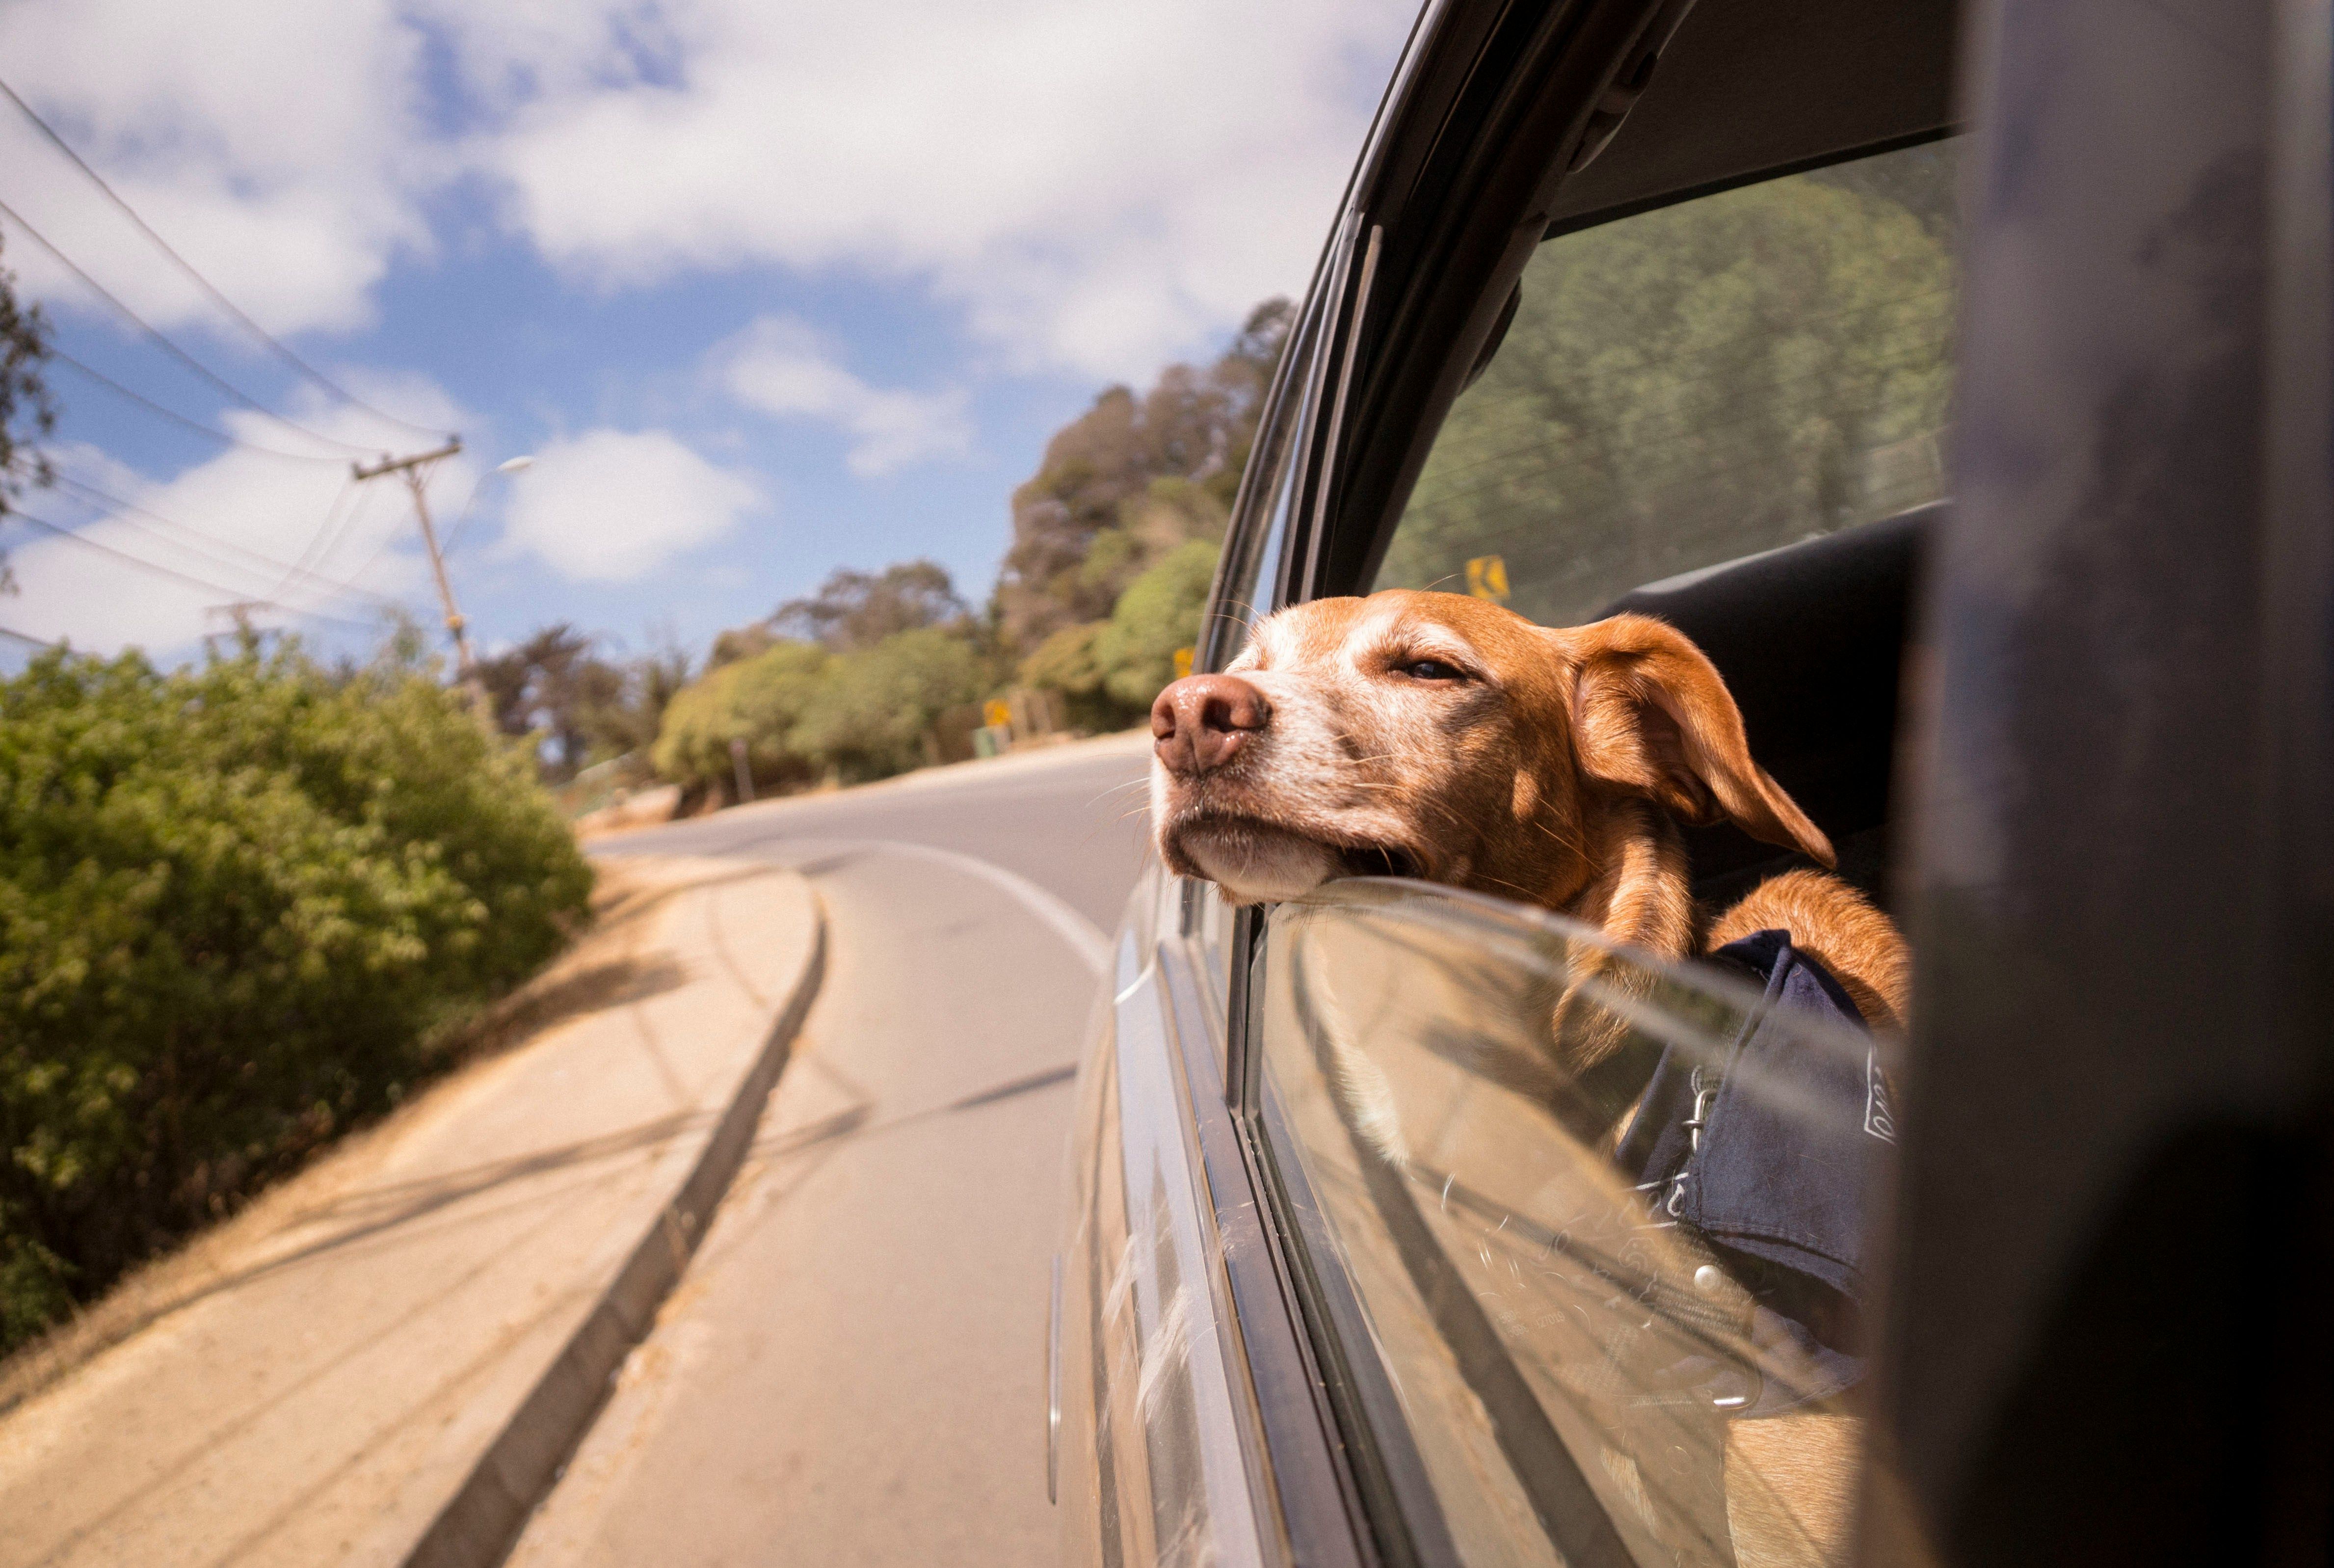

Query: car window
[1373,141,1959,620]
[1255,881,1900,1567]
[1204,297,1321,672]
[1189,297,1324,1014]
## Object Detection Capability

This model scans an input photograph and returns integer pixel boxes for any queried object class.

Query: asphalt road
[511,733,1154,1566]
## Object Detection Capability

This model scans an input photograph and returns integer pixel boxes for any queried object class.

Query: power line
[1,505,378,629]
[264,477,368,604]
[46,472,394,610]
[0,195,374,457]
[0,76,451,444]
[46,347,347,463]
[0,623,62,649]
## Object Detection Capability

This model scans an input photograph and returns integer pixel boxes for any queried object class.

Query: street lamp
[440,454,535,561]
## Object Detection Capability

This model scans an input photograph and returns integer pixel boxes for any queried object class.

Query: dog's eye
[1399,658,1466,682]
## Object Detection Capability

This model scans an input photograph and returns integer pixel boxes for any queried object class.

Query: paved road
[513,733,1154,1566]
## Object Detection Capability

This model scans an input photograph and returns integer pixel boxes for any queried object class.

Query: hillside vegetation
[644,299,1294,800]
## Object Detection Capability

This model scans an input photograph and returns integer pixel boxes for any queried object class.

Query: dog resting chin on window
[1148,588,1917,1568]
[1148,588,1909,1055]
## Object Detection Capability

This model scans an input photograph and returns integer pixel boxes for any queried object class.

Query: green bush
[1092,540,1220,709]
[792,627,996,782]
[1022,540,1220,729]
[0,641,591,1352]
[651,640,832,793]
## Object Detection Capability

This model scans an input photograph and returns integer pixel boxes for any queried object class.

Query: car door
[1061,0,2334,1563]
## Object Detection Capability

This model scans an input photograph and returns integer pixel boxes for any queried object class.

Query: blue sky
[0,0,1414,668]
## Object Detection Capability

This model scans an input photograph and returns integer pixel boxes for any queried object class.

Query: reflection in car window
[1259,884,1898,1568]
[1374,142,1958,620]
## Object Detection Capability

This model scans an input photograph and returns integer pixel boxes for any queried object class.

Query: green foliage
[1021,540,1220,728]
[651,640,832,792]
[1016,622,1119,734]
[1378,158,1957,625]
[479,624,694,782]
[0,641,591,1351]
[993,300,1289,655]
[1092,540,1220,708]
[793,627,997,782]
[772,559,970,652]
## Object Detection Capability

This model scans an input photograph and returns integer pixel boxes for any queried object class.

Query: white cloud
[497,427,761,581]
[0,0,1408,376]
[0,0,428,336]
[466,0,1410,375]
[717,316,970,476]
[3,377,467,657]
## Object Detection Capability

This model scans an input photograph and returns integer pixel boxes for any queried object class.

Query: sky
[0,0,1417,669]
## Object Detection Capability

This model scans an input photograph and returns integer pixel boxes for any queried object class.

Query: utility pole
[353,440,484,710]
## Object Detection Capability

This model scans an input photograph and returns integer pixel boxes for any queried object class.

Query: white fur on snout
[1180,819,1340,903]
[1150,605,1499,901]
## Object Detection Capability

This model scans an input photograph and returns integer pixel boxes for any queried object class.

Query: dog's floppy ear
[1555,613,1835,867]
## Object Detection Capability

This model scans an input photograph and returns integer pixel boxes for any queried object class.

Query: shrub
[1023,540,1220,729]
[1091,540,1220,709]
[651,640,831,794]
[792,627,996,782]
[0,641,591,1351]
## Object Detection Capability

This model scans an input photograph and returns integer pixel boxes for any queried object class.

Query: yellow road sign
[982,699,1013,730]
[1465,554,1511,603]
[1172,646,1195,679]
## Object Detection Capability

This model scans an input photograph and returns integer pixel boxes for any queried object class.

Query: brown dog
[1149,588,1910,1566]
[1149,589,1907,1045]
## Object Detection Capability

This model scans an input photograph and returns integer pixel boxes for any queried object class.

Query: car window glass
[1189,303,1317,1011]
[1256,882,1902,1567]
[1373,141,1959,619]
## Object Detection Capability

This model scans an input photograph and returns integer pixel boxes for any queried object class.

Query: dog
[1148,588,1912,1567]
[1149,588,1908,1045]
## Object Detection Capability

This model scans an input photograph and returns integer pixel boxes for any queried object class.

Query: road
[510,731,1154,1566]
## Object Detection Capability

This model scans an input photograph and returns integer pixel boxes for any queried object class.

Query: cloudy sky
[0,0,1414,666]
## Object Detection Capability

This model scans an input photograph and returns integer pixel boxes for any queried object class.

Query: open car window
[1256,881,1902,1567]
[1372,141,1959,624]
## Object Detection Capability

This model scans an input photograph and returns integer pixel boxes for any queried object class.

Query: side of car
[1055,0,2334,1564]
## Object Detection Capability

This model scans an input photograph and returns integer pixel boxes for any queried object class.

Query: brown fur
[1148,590,1905,1044]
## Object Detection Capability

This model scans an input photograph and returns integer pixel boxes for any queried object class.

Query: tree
[792,626,996,782]
[0,639,589,1348]
[476,624,611,780]
[1020,539,1221,731]
[771,559,971,652]
[1092,541,1220,709]
[578,635,694,760]
[651,639,831,796]
[991,298,1291,655]
[0,233,57,592]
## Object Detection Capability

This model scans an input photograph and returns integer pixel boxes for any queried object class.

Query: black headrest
[1596,502,1939,883]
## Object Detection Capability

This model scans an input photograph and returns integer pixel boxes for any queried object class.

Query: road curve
[512,733,1154,1566]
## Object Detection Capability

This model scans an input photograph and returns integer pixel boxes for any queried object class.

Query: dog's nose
[1152,674,1271,776]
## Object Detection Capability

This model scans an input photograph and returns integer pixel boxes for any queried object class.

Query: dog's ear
[1555,613,1835,867]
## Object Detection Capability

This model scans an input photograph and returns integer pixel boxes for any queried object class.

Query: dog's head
[1149,590,1832,909]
